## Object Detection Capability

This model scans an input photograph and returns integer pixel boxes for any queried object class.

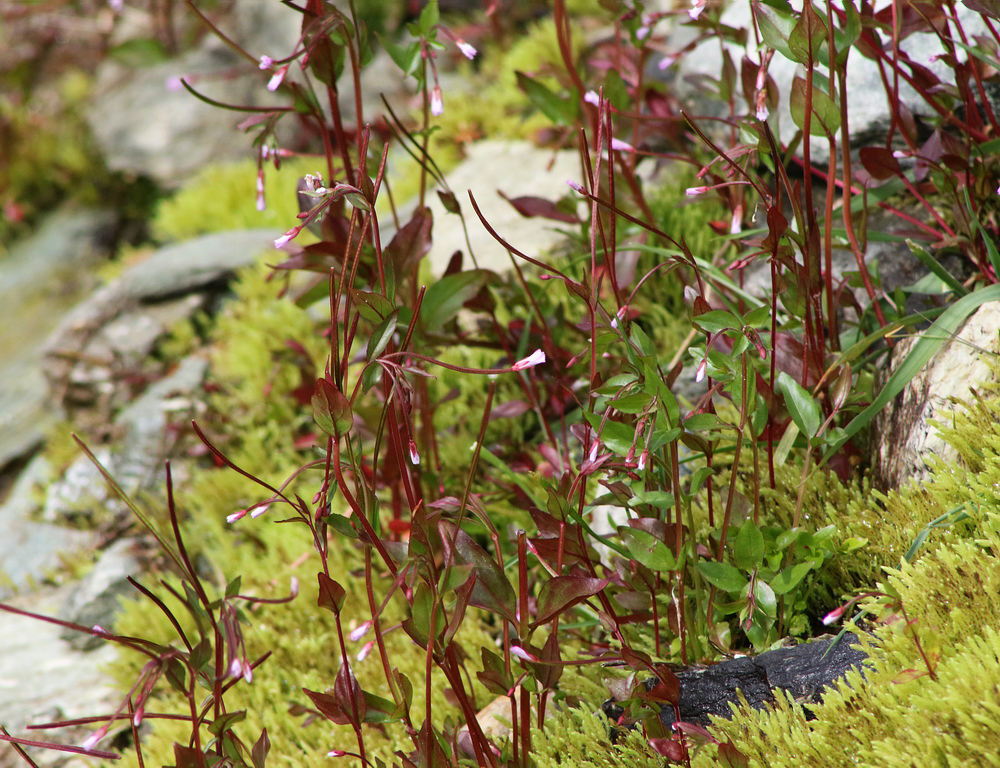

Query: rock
[408,140,583,276]
[0,586,119,768]
[0,208,116,470]
[869,301,1000,492]
[603,632,869,730]
[44,229,274,414]
[60,538,143,651]
[90,2,300,187]
[0,456,97,600]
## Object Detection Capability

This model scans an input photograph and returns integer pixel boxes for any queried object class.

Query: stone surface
[0,456,97,600]
[0,586,119,768]
[870,301,1000,492]
[0,208,116,470]
[408,140,583,276]
[89,2,300,187]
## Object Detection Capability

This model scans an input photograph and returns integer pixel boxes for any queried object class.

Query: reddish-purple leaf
[334,661,366,727]
[671,721,718,745]
[649,737,687,763]
[963,0,1000,20]
[385,206,433,277]
[251,728,270,768]
[316,572,347,615]
[533,575,609,626]
[303,687,351,725]
[439,520,517,625]
[718,739,750,768]
[437,188,461,215]
[490,399,531,420]
[643,667,681,707]
[500,191,580,223]
[173,744,203,768]
[312,378,352,437]
[860,147,902,181]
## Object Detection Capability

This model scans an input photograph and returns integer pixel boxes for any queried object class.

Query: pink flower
[165,76,183,92]
[584,90,601,106]
[430,85,444,116]
[227,509,248,523]
[456,40,477,60]
[756,103,769,121]
[637,450,648,472]
[82,726,109,751]
[588,440,600,463]
[689,0,706,20]
[512,349,546,371]
[686,186,709,196]
[695,357,708,383]
[267,65,289,91]
[289,577,300,598]
[408,439,420,465]
[357,641,374,661]
[610,137,635,153]
[274,226,302,248]
[566,179,585,193]
[243,661,254,683]
[328,750,347,757]
[229,658,244,679]
[658,54,678,70]
[250,503,271,519]
[822,605,847,626]
[256,170,266,212]
[133,706,144,728]
[350,621,372,642]
[259,55,275,70]
[510,645,538,662]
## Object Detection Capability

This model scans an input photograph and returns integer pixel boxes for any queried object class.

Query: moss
[152,158,322,243]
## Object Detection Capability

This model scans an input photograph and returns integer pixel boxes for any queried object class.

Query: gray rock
[0,209,116,470]
[402,140,583,276]
[90,1,300,187]
[869,301,1000,491]
[44,229,274,411]
[0,456,98,599]
[60,538,143,650]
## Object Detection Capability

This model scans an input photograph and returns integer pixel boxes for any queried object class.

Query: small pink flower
[328,750,347,757]
[274,227,302,249]
[357,641,374,661]
[165,76,183,92]
[133,706,144,728]
[610,137,635,153]
[510,645,538,662]
[689,0,706,20]
[430,85,444,116]
[229,658,244,679]
[227,509,248,523]
[256,170,266,212]
[892,150,908,159]
[730,203,743,235]
[82,726,109,751]
[408,439,420,465]
[566,179,585,193]
[637,450,648,472]
[250,503,271,519]
[636,25,650,40]
[686,186,709,196]
[588,440,600,463]
[456,40,477,60]
[658,54,678,70]
[822,605,847,626]
[695,357,708,383]
[108,0,123,11]
[267,65,289,91]
[512,349,546,371]
[289,577,300,598]
[350,621,372,642]
[92,625,108,637]
[756,103,769,121]
[259,55,275,70]
[584,90,601,106]
[243,661,254,683]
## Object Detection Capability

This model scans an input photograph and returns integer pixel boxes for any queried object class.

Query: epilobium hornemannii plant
[3,1,1000,766]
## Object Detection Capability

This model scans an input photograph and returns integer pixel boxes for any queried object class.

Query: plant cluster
[3,0,1000,767]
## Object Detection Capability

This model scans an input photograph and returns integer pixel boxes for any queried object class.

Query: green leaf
[367,310,398,361]
[619,527,677,572]
[629,490,676,510]
[610,392,652,414]
[351,289,395,324]
[823,284,1000,463]
[515,71,578,125]
[776,371,822,438]
[734,521,765,571]
[697,561,748,593]
[692,309,740,334]
[789,76,841,137]
[770,562,813,595]
[380,35,422,79]
[753,580,778,618]
[109,37,169,67]
[753,3,798,62]
[420,270,490,332]
[787,3,827,64]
